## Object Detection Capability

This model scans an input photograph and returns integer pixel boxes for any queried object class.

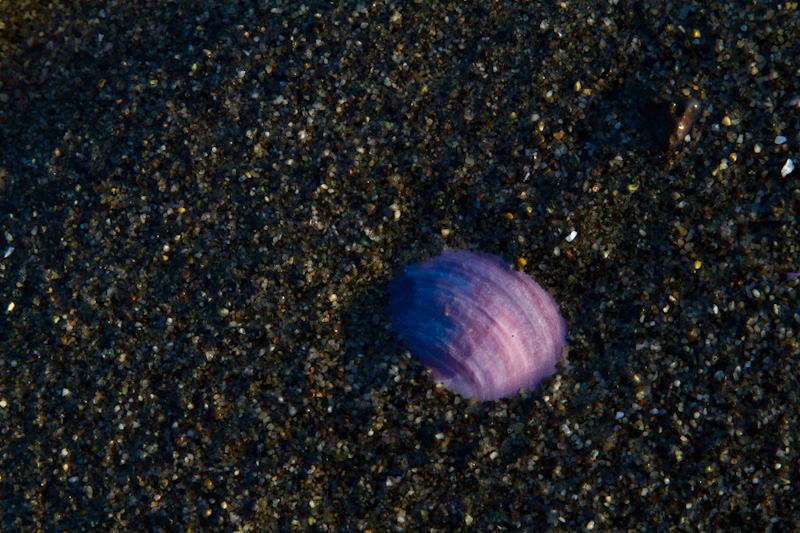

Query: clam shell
[388,250,568,401]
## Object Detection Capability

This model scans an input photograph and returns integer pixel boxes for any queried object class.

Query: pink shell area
[388,250,568,401]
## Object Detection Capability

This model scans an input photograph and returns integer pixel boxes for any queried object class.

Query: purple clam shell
[388,250,568,401]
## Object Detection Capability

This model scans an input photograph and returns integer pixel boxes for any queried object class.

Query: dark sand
[1,1,798,531]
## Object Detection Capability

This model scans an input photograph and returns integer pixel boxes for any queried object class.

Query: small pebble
[781,159,795,177]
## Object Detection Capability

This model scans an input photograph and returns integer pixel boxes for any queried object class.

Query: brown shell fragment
[640,93,701,151]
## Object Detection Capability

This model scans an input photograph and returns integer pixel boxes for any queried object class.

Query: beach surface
[1,1,798,531]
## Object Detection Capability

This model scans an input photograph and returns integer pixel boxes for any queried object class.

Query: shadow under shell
[388,250,568,401]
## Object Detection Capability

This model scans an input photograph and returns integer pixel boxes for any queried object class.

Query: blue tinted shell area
[387,250,568,401]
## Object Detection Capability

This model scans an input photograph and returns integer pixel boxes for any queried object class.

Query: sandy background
[1,1,798,531]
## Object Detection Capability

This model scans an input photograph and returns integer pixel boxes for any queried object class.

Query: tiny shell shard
[640,93,701,151]
[388,250,568,401]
